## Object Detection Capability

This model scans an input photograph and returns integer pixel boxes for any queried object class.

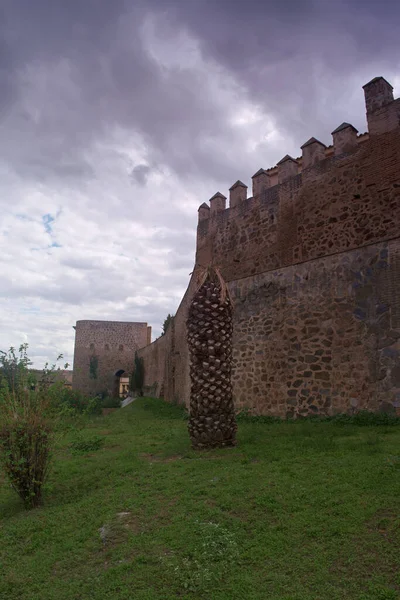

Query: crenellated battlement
[197,77,398,226]
[138,77,400,420]
[139,76,400,420]
[196,133,367,240]
[198,128,372,233]
[195,77,400,282]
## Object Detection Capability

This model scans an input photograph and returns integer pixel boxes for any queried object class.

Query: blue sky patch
[42,213,55,234]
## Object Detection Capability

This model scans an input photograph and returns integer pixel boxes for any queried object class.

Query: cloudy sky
[0,0,399,368]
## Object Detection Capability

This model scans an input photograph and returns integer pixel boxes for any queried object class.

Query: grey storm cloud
[168,0,400,146]
[1,0,241,185]
[1,0,399,366]
[2,0,399,184]
[130,164,152,186]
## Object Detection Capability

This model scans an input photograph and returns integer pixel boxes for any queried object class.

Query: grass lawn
[1,398,399,600]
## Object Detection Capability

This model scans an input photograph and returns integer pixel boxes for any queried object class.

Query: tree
[161,313,174,336]
[131,352,144,397]
[186,266,237,449]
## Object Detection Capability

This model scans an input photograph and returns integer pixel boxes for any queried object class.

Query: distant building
[29,369,73,389]
[72,320,151,397]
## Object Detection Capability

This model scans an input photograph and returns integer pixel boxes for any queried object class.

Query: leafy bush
[0,418,52,509]
[0,345,58,508]
[85,396,103,415]
[101,396,121,409]
[47,384,102,416]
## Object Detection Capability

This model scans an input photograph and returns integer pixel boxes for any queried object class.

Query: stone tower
[72,320,151,397]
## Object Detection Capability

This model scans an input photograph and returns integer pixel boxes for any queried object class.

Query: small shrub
[101,396,121,409]
[48,385,102,416]
[0,419,52,508]
[0,344,67,508]
[0,418,52,509]
[84,396,103,415]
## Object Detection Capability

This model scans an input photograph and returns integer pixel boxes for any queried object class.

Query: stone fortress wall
[72,320,150,397]
[137,77,400,417]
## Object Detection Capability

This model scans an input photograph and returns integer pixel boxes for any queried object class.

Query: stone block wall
[73,320,149,397]
[230,241,400,416]
[138,333,167,398]
[140,239,400,417]
[137,274,199,407]
[130,77,400,416]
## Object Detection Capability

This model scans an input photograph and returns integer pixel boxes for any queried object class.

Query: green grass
[1,398,399,600]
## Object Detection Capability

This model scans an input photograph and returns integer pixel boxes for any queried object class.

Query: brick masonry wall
[73,320,149,396]
[137,118,400,416]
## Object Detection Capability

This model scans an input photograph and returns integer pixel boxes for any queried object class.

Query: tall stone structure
[137,76,400,418]
[72,320,150,397]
